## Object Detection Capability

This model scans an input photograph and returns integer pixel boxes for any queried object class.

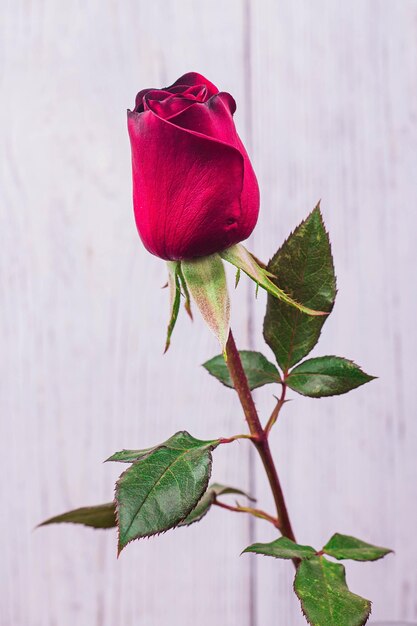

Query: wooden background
[1,1,416,624]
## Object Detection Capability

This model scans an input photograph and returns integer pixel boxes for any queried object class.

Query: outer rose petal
[168,93,259,241]
[134,88,152,113]
[128,110,246,260]
[234,135,260,240]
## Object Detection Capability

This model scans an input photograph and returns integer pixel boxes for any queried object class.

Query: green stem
[265,383,287,435]
[213,499,279,528]
[225,331,297,548]
[219,433,255,444]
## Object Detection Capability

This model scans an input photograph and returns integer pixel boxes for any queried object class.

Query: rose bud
[128,72,260,261]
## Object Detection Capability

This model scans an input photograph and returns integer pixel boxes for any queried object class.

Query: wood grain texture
[1,0,416,624]
[249,1,417,623]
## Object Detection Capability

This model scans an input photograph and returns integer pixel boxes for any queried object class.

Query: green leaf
[115,431,219,553]
[263,205,336,372]
[220,243,325,317]
[203,350,281,390]
[243,536,316,560]
[164,261,181,353]
[286,356,375,398]
[294,556,371,626]
[323,533,393,562]
[38,503,116,529]
[106,431,196,463]
[179,483,253,526]
[106,445,157,463]
[181,254,230,351]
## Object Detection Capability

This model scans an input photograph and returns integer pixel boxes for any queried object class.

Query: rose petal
[132,73,217,115]
[168,72,218,98]
[169,85,208,101]
[134,88,152,113]
[144,92,196,119]
[168,93,238,146]
[128,110,245,260]
[166,93,260,240]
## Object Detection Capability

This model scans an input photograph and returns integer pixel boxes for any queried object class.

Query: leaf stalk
[213,499,279,529]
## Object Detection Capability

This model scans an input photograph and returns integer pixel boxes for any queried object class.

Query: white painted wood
[1,0,416,624]
[249,1,417,623]
[0,2,253,625]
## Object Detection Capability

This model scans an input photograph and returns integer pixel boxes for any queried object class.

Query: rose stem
[225,330,297,551]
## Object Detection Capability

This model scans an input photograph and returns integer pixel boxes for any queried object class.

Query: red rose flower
[128,72,260,260]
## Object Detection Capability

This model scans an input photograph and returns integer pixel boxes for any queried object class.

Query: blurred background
[1,1,416,624]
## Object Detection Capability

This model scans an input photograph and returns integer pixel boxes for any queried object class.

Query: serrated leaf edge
[178,490,217,527]
[221,243,326,317]
[293,557,372,626]
[264,203,338,371]
[286,355,376,398]
[180,484,255,527]
[106,431,220,464]
[289,356,376,378]
[265,204,337,317]
[203,355,281,390]
[241,537,317,560]
[37,502,117,530]
[323,533,393,562]
[115,439,218,554]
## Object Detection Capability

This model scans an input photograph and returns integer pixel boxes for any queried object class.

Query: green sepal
[286,356,375,398]
[181,254,230,351]
[235,268,241,288]
[115,431,220,553]
[179,483,254,527]
[243,536,316,560]
[323,533,393,562]
[263,205,337,372]
[220,243,325,317]
[203,350,281,390]
[38,503,116,530]
[294,556,371,626]
[165,261,181,352]
[178,263,193,319]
